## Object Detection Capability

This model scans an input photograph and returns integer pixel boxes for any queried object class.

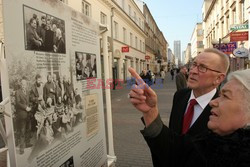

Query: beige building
[202,0,249,71]
[190,23,204,59]
[112,0,147,80]
[184,43,191,64]
[62,0,169,77]
[143,4,168,73]
[66,0,146,81]
[167,48,175,69]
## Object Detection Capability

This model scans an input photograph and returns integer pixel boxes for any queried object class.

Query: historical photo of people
[23,5,66,54]
[8,56,85,160]
[60,156,74,167]
[75,51,97,81]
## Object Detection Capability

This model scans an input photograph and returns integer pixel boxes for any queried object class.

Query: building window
[197,29,203,36]
[135,36,138,49]
[130,33,133,46]
[82,0,91,16]
[233,8,236,24]
[100,12,107,25]
[114,21,118,40]
[241,1,245,22]
[226,15,229,33]
[197,41,203,48]
[141,21,144,30]
[128,5,131,16]
[221,21,224,36]
[145,14,148,23]
[134,12,137,22]
[142,42,145,52]
[122,0,125,10]
[140,40,142,51]
[139,18,141,27]
[123,27,127,43]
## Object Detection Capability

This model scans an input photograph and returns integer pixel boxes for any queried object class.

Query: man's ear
[214,73,226,85]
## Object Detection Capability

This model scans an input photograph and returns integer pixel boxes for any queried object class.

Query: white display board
[1,0,107,166]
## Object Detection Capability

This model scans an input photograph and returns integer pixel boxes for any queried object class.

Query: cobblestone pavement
[111,73,177,167]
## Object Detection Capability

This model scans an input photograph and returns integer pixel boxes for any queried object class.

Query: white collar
[189,88,217,109]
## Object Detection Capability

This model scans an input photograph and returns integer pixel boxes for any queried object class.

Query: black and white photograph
[23,5,66,54]
[59,156,74,167]
[8,58,85,161]
[2,0,107,166]
[75,51,97,81]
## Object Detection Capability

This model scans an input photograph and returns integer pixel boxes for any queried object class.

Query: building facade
[143,4,159,73]
[66,0,147,81]
[202,0,249,71]
[50,0,169,78]
[167,48,175,70]
[190,23,204,59]
[184,43,192,65]
[143,4,168,73]
[174,40,181,67]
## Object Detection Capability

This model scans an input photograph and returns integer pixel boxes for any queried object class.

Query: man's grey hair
[204,48,229,73]
[228,69,250,113]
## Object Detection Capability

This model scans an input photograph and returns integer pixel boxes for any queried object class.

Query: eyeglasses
[190,62,221,73]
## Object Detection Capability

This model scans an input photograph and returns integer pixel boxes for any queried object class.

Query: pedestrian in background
[170,69,174,80]
[140,70,152,86]
[175,66,187,91]
[160,69,165,83]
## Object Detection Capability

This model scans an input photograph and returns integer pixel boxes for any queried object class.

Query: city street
[111,73,177,167]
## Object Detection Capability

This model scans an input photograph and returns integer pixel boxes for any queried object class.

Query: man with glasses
[169,48,229,136]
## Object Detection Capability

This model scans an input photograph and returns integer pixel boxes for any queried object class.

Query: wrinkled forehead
[221,79,244,96]
[194,52,220,66]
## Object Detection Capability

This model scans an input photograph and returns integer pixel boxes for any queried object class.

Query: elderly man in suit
[15,77,32,154]
[169,48,229,136]
[26,18,43,50]
[129,67,250,166]
[128,48,229,166]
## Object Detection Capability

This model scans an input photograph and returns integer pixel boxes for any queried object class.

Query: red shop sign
[230,31,248,42]
[121,46,129,52]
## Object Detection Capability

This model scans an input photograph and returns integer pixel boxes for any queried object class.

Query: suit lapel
[176,91,191,134]
[188,91,219,135]
[21,90,29,104]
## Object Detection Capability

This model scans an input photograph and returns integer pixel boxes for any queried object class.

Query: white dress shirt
[185,88,217,127]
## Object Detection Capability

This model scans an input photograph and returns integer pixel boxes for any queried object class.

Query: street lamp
[211,38,230,50]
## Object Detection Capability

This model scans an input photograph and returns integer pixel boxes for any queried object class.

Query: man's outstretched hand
[128,67,158,126]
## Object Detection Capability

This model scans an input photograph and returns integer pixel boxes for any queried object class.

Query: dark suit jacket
[169,88,219,137]
[144,124,206,167]
[144,124,250,167]
[175,73,187,91]
[15,89,30,119]
[30,83,40,106]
